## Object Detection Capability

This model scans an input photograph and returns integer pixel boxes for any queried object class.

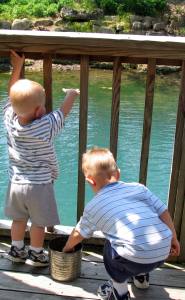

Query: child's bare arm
[159,209,180,256]
[60,88,80,117]
[63,228,84,252]
[8,50,25,95]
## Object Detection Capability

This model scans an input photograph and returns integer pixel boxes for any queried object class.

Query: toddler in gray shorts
[3,50,79,267]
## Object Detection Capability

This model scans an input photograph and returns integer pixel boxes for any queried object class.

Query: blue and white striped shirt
[3,103,64,184]
[76,181,172,264]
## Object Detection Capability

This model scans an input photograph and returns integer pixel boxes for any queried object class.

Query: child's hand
[170,237,180,256]
[62,88,80,96]
[10,50,25,70]
[63,245,75,253]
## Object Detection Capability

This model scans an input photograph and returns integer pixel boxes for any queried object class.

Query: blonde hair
[82,147,118,179]
[10,79,45,116]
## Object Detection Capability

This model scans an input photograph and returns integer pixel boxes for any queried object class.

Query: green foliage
[118,0,168,17]
[99,0,117,15]
[47,3,58,17]
[0,0,168,20]
[68,20,93,32]
[57,0,74,11]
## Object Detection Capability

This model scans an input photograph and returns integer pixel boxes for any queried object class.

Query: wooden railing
[0,30,185,262]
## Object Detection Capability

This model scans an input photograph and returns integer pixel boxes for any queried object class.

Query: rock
[143,21,152,30]
[60,7,78,20]
[153,22,166,31]
[132,21,143,31]
[0,20,11,29]
[34,19,53,27]
[12,18,32,30]
[130,15,143,23]
[92,25,115,33]
[54,19,64,26]
[60,7,103,22]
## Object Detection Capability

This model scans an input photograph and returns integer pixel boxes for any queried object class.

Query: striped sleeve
[47,109,64,139]
[143,185,167,216]
[75,209,97,238]
[3,101,11,116]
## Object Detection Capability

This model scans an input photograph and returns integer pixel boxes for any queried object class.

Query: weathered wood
[77,55,89,221]
[0,50,182,66]
[1,30,185,59]
[0,261,185,299]
[173,124,185,238]
[0,290,83,300]
[0,254,185,288]
[0,237,185,300]
[179,199,185,262]
[139,58,156,185]
[110,57,122,160]
[43,55,52,112]
[168,61,185,219]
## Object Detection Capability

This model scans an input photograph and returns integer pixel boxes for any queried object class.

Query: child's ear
[117,168,120,180]
[85,175,96,186]
[35,105,45,118]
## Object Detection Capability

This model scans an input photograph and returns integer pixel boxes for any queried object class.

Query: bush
[100,0,117,14]
[47,3,58,17]
[118,0,168,17]
[29,4,47,18]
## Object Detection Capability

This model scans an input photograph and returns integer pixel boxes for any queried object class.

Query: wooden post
[77,55,89,221]
[168,61,185,219]
[139,58,156,185]
[174,122,185,234]
[43,55,52,113]
[110,57,122,160]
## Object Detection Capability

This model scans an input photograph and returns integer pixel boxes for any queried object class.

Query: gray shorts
[5,182,60,227]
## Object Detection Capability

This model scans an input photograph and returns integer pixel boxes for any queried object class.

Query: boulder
[34,19,53,27]
[153,22,166,31]
[0,20,11,29]
[12,18,32,30]
[132,21,143,31]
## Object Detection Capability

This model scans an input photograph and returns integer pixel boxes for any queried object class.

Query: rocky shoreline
[0,2,185,36]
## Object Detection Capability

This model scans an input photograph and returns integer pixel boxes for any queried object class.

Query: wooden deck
[0,239,185,300]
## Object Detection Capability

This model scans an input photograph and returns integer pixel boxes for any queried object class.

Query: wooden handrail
[0,30,185,261]
[1,30,185,60]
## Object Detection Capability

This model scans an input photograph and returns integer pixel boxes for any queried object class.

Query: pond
[0,68,180,225]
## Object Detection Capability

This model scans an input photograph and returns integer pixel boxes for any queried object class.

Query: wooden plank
[43,55,52,113]
[179,203,185,262]
[0,290,85,300]
[139,58,156,185]
[168,61,185,219]
[0,255,185,288]
[110,57,122,160]
[0,220,105,246]
[1,30,185,59]
[0,271,100,299]
[0,51,182,66]
[77,55,89,221]
[0,269,185,300]
[130,285,185,300]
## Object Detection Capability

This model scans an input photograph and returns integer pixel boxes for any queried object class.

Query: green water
[0,69,180,225]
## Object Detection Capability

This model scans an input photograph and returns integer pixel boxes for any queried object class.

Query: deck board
[0,241,185,299]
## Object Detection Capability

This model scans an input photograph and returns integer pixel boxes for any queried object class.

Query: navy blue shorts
[103,240,164,283]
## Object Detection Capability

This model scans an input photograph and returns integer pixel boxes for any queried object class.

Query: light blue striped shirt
[3,103,64,184]
[76,181,172,263]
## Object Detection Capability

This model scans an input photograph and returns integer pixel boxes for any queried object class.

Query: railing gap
[139,58,156,185]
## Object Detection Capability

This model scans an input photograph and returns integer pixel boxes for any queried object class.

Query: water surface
[0,69,180,225]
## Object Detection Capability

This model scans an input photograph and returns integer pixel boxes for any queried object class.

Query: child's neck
[18,115,34,125]
[94,177,118,193]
